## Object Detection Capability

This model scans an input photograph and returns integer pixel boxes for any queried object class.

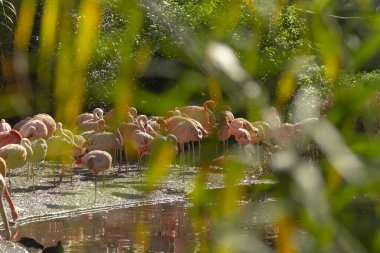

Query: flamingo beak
[74,157,83,165]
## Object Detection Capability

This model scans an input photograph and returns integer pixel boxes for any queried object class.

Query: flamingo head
[204,100,217,110]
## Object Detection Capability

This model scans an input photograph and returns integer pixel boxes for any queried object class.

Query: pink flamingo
[215,117,230,155]
[0,130,22,148]
[0,119,11,132]
[269,123,296,147]
[76,107,104,125]
[75,150,112,203]
[19,119,48,140]
[78,118,106,132]
[85,130,123,169]
[234,128,251,151]
[0,157,19,240]
[31,113,57,138]
[176,100,217,132]
[160,116,207,164]
[163,115,208,138]
[103,106,137,126]
[170,120,203,177]
[0,138,31,193]
[132,130,154,170]
[28,138,48,192]
[12,117,32,131]
[228,118,259,142]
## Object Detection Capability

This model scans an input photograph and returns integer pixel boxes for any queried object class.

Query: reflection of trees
[14,203,196,252]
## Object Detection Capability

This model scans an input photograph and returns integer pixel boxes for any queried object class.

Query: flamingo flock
[0,103,319,181]
[0,102,319,240]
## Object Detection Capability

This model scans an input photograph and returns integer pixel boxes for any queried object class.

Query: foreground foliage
[1,0,380,252]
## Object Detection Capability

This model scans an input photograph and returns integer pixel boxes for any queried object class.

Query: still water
[13,202,194,253]
[13,198,277,253]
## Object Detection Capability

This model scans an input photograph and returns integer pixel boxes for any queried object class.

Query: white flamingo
[0,119,11,132]
[46,135,84,185]
[29,138,48,191]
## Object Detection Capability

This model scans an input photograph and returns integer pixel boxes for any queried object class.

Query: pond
[12,196,278,253]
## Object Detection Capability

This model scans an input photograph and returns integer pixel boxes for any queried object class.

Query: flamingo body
[0,130,22,148]
[19,119,48,140]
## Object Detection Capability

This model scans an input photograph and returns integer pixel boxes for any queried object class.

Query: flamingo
[215,117,230,155]
[103,106,137,127]
[293,117,319,135]
[0,157,19,240]
[85,130,123,169]
[265,107,282,129]
[132,129,154,170]
[78,118,106,132]
[228,118,259,139]
[54,122,75,143]
[76,107,104,125]
[0,119,11,132]
[162,116,208,138]
[176,100,217,132]
[12,117,32,131]
[31,113,57,137]
[19,119,48,140]
[148,134,178,156]
[0,130,22,148]
[29,138,48,191]
[46,136,84,185]
[0,138,31,193]
[269,123,296,147]
[159,116,206,166]
[234,128,251,151]
[74,150,112,203]
[251,121,272,142]
[119,122,139,168]
[293,117,319,160]
[170,120,203,178]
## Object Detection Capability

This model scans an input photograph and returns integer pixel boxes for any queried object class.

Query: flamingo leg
[8,171,12,196]
[0,187,11,240]
[94,175,97,204]
[27,163,30,180]
[32,163,35,193]
[187,143,190,168]
[192,141,195,166]
[181,144,185,182]
[198,141,201,165]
